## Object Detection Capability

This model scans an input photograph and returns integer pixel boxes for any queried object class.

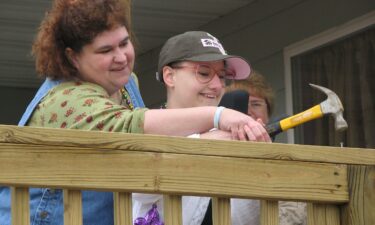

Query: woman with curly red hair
[0,0,270,225]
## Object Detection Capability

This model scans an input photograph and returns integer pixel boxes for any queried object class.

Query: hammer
[266,83,348,137]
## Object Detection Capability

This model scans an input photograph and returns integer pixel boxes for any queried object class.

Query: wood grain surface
[0,125,373,165]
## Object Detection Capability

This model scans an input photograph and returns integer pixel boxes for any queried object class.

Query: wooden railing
[0,124,374,225]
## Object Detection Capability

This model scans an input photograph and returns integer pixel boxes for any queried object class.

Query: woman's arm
[143,107,216,136]
[144,107,271,142]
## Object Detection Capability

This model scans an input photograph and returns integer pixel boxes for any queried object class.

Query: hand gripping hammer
[266,84,348,137]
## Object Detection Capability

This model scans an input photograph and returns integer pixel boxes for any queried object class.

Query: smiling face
[66,26,134,95]
[163,61,225,108]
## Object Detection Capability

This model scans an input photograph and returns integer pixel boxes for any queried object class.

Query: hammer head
[309,83,348,131]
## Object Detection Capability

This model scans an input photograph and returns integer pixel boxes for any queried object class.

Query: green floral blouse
[28,81,147,133]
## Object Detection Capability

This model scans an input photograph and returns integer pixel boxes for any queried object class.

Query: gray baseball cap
[156,31,251,82]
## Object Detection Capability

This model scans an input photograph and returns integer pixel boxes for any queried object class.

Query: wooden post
[63,189,83,225]
[164,195,182,225]
[114,192,132,225]
[307,203,340,225]
[261,200,279,225]
[341,165,375,225]
[212,197,231,225]
[11,187,30,225]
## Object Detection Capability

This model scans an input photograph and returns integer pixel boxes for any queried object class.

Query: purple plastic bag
[134,204,164,225]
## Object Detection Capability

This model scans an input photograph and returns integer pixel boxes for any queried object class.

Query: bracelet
[214,106,225,129]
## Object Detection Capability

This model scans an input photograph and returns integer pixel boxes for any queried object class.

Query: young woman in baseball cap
[133,31,271,225]
[157,31,269,140]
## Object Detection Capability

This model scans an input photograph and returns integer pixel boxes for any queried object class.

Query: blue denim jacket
[0,76,145,225]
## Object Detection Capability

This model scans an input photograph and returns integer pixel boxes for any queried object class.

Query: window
[284,13,375,148]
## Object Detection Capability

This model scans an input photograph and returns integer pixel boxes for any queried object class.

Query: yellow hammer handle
[280,105,324,131]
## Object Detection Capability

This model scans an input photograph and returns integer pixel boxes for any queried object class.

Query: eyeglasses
[170,64,236,86]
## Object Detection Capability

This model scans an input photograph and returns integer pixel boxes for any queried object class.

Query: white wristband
[214,106,225,129]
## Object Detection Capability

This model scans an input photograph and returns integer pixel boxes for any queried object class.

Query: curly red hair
[32,0,131,79]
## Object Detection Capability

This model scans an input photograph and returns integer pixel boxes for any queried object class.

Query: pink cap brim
[226,57,251,80]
